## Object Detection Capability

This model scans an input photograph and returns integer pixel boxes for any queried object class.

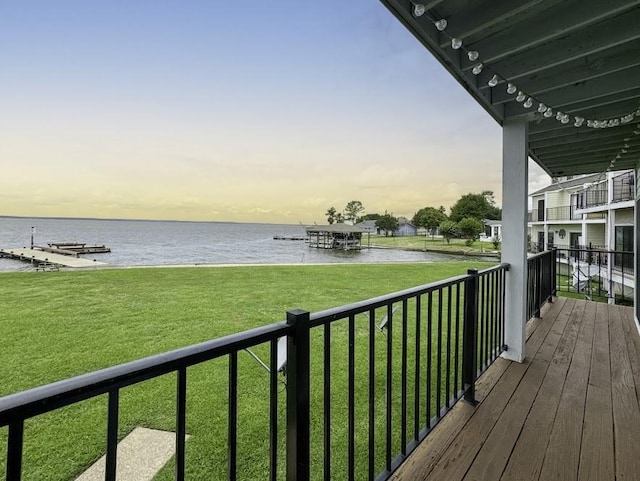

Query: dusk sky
[1,1,550,224]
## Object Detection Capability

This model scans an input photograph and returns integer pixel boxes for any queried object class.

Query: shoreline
[367,245,501,258]
[0,245,499,273]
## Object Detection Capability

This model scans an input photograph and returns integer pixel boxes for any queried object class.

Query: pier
[0,247,108,269]
[273,235,307,241]
[48,243,111,254]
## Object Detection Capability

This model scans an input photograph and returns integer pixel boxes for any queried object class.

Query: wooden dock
[273,235,307,241]
[0,247,108,269]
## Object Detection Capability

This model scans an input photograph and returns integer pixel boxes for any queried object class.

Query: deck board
[578,302,614,481]
[609,305,640,480]
[389,297,569,481]
[391,298,639,481]
[500,298,580,481]
[538,299,593,481]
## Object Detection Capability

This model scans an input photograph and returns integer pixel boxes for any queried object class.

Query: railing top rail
[556,247,634,255]
[0,321,291,425]
[310,264,509,327]
[310,274,468,326]
[612,171,633,181]
[527,249,556,261]
[477,263,509,275]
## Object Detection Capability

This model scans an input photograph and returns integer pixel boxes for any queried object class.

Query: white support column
[501,119,529,363]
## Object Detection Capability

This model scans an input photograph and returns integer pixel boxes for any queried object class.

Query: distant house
[394,222,418,237]
[355,220,380,234]
[305,224,367,250]
[483,220,503,241]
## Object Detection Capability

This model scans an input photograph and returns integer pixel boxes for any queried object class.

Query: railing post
[463,269,479,405]
[551,249,557,298]
[286,309,310,481]
[534,256,542,318]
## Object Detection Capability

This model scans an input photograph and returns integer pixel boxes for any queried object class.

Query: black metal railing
[527,250,556,320]
[572,187,608,209]
[545,206,578,221]
[612,171,634,203]
[0,265,508,481]
[554,247,634,305]
[530,209,543,222]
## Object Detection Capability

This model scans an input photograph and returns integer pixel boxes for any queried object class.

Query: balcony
[545,205,580,221]
[390,297,638,481]
[529,205,603,222]
[573,188,608,210]
[612,171,635,203]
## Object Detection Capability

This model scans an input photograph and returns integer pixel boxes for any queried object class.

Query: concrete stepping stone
[75,427,188,481]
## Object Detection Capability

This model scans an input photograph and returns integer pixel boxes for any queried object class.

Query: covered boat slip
[305,224,368,250]
[391,297,640,481]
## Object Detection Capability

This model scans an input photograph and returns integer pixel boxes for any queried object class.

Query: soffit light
[409,3,639,179]
[408,4,639,132]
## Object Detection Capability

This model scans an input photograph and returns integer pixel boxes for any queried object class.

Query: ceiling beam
[534,65,640,108]
[538,147,640,165]
[538,145,640,163]
[556,88,640,115]
[462,0,640,67]
[483,8,640,82]
[530,129,638,148]
[437,0,552,49]
[528,114,639,137]
[533,138,635,155]
[486,40,640,103]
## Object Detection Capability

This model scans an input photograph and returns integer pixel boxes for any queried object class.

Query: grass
[366,235,500,254]
[0,261,494,480]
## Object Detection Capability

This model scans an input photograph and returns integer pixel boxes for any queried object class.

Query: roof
[529,173,603,195]
[305,224,367,234]
[381,1,640,177]
[355,220,378,228]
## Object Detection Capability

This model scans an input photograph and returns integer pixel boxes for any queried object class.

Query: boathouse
[305,224,367,250]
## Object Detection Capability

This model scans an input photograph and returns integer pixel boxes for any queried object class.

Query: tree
[457,217,484,246]
[376,212,399,236]
[449,191,501,222]
[359,213,381,222]
[325,207,337,224]
[412,207,448,236]
[344,200,365,224]
[335,212,345,223]
[439,220,458,244]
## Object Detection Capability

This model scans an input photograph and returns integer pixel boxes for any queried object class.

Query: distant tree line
[324,191,501,244]
[412,191,501,245]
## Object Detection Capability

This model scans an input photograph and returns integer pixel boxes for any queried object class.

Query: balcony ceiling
[381,0,640,177]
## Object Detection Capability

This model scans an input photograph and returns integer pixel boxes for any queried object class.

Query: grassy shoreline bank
[367,234,501,256]
[1,261,494,479]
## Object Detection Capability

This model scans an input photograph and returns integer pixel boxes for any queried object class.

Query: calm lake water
[0,216,480,272]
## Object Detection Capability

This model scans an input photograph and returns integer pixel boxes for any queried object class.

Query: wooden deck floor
[391,297,640,481]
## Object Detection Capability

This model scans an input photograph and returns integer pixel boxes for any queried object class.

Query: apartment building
[529,170,636,300]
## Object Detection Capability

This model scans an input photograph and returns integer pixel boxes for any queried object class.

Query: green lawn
[0,262,494,480]
[366,235,500,255]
